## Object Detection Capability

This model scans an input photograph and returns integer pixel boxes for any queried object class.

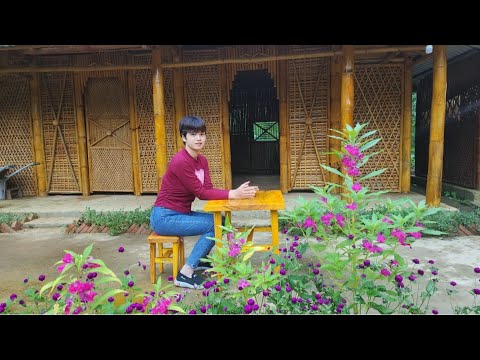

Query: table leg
[271,210,279,255]
[213,211,223,247]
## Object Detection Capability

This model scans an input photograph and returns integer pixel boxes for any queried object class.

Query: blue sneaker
[174,272,205,290]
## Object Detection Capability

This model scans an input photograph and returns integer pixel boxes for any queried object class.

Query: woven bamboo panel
[183,49,224,188]
[288,45,330,190]
[39,56,80,193]
[0,74,37,195]
[222,45,279,100]
[76,52,128,90]
[133,54,175,193]
[85,77,133,192]
[133,54,157,192]
[354,64,403,191]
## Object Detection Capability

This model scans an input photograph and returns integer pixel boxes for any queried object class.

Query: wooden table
[203,190,285,254]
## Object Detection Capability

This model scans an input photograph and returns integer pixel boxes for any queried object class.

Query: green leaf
[359,168,386,181]
[91,288,126,310]
[93,276,122,286]
[321,164,345,178]
[368,302,394,314]
[421,229,446,236]
[81,243,94,261]
[359,138,382,153]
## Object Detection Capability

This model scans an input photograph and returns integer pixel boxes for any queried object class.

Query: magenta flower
[473,289,480,295]
[474,267,480,274]
[335,213,345,228]
[450,281,457,286]
[352,182,362,192]
[118,246,125,253]
[344,144,361,157]
[432,309,439,315]
[57,253,74,273]
[376,233,386,243]
[228,243,241,257]
[238,279,250,289]
[345,202,357,211]
[150,298,172,314]
[38,274,46,281]
[380,268,391,277]
[409,232,422,239]
[347,167,361,177]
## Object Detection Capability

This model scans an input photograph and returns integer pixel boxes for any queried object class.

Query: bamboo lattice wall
[354,64,404,191]
[223,45,279,100]
[39,55,80,193]
[183,48,224,188]
[0,74,37,195]
[416,52,480,189]
[288,45,330,190]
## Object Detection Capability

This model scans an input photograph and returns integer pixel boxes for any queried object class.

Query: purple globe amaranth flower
[200,306,207,314]
[23,278,28,283]
[275,285,281,292]
[432,309,439,315]
[57,284,63,291]
[380,268,391,277]
[408,274,417,282]
[223,306,228,312]
[312,268,320,275]
[167,276,173,282]
[223,278,230,284]
[124,270,130,276]
[19,300,25,305]
[247,298,255,306]
[38,274,46,281]
[417,269,425,276]
[127,281,134,287]
[432,270,438,276]
[263,289,270,297]
[280,269,287,276]
[10,294,17,301]
[428,259,435,264]
[474,267,480,274]
[348,234,354,240]
[52,293,61,301]
[363,259,371,267]
[108,296,115,303]
[253,304,259,311]
[412,258,420,264]
[189,309,197,315]
[269,258,276,264]
[394,275,403,283]
[118,246,125,253]
[244,304,253,314]
[473,289,480,295]
[286,286,292,293]
[450,281,457,286]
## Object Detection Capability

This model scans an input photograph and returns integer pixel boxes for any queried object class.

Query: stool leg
[158,243,164,273]
[149,243,156,284]
[172,242,179,276]
[179,237,185,266]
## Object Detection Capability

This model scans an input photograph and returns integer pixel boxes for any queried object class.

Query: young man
[150,116,259,289]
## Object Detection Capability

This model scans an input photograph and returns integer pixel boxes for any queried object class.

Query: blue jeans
[150,206,221,269]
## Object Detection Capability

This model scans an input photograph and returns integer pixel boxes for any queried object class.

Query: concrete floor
[0,188,477,315]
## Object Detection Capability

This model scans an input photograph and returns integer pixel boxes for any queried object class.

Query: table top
[203,190,285,212]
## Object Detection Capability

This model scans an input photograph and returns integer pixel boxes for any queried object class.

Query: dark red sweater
[154,148,229,213]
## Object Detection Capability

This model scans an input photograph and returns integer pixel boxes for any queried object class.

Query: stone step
[22,217,75,229]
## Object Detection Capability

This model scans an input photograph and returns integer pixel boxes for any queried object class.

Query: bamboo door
[85,77,134,192]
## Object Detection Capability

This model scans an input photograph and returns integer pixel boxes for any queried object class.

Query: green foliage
[0,212,33,224]
[79,207,152,235]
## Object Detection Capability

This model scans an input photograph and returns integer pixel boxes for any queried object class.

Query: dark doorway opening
[229,70,280,189]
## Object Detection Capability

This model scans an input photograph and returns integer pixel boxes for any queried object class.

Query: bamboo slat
[127,54,142,195]
[400,61,412,192]
[30,72,47,196]
[426,45,447,206]
[329,55,342,191]
[278,46,289,193]
[341,45,355,132]
[172,47,186,152]
[220,63,232,189]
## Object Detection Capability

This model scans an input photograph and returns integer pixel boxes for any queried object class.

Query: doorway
[229,70,280,189]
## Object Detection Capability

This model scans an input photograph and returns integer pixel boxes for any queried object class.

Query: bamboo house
[0,45,461,206]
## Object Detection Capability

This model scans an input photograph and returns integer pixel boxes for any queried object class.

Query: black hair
[179,116,207,139]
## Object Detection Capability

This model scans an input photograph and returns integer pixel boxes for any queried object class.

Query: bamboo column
[329,54,342,192]
[476,111,480,189]
[400,60,412,193]
[426,45,447,206]
[30,72,47,196]
[220,63,232,189]
[127,54,142,196]
[172,46,186,152]
[278,46,289,193]
[73,62,90,197]
[340,45,355,132]
[152,48,168,185]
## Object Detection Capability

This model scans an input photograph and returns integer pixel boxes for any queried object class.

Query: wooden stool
[147,233,185,284]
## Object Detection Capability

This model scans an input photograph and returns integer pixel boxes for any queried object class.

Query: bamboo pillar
[172,46,186,152]
[220,63,232,189]
[426,45,447,206]
[400,60,412,193]
[340,45,355,132]
[152,48,168,185]
[476,110,480,189]
[73,62,90,197]
[127,55,142,196]
[279,46,289,193]
[30,72,47,196]
[329,55,342,192]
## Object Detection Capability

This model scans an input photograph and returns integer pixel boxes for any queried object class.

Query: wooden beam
[401,61,412,192]
[426,45,447,206]
[278,46,289,193]
[73,66,90,197]
[341,45,355,131]
[30,72,47,196]
[0,45,426,74]
[329,55,342,192]
[152,48,168,186]
[127,54,142,196]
